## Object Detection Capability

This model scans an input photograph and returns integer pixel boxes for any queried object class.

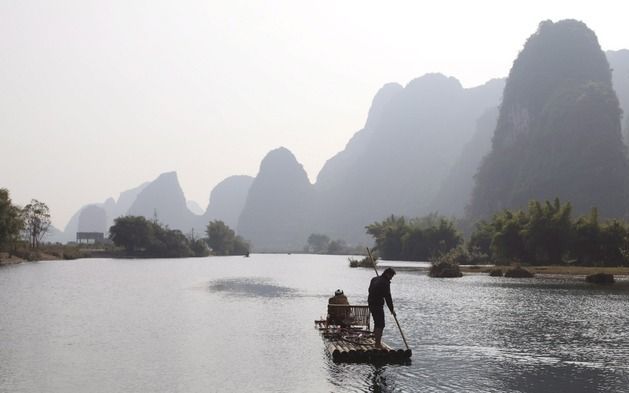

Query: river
[1,254,628,392]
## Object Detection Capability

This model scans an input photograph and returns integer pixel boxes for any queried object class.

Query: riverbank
[0,253,26,265]
[0,245,103,265]
[0,248,208,264]
[460,265,629,276]
[4,252,629,277]
[379,260,629,276]
[0,251,66,265]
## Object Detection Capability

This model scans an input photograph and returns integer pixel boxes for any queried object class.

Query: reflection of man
[328,289,349,326]
[368,268,396,348]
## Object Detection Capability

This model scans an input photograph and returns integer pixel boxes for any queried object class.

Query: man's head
[382,267,396,280]
[334,289,344,296]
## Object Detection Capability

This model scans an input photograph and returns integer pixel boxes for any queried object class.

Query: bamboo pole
[366,247,379,277]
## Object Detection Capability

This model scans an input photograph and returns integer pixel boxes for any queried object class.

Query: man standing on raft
[368,267,396,348]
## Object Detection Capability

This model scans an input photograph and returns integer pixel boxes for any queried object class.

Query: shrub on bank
[429,261,462,278]
[14,249,40,261]
[61,247,84,260]
[585,272,615,284]
[504,266,534,278]
[349,256,377,268]
[489,268,504,277]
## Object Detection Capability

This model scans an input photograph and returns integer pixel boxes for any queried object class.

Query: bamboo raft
[315,304,412,363]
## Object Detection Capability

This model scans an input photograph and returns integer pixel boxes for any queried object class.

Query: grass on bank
[460,264,629,276]
[0,244,118,264]
[348,255,377,268]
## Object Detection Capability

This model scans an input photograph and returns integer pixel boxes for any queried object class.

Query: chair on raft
[326,304,371,331]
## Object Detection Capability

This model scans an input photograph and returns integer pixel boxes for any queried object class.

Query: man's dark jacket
[368,275,393,311]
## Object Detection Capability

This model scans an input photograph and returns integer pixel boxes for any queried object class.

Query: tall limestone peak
[257,147,311,183]
[113,182,149,218]
[317,82,402,189]
[364,82,404,130]
[237,147,314,251]
[314,73,503,243]
[128,171,198,232]
[431,106,499,217]
[77,205,107,233]
[405,73,462,94]
[607,50,629,114]
[493,19,612,150]
[607,50,629,142]
[469,20,629,219]
[61,181,149,242]
[203,175,254,230]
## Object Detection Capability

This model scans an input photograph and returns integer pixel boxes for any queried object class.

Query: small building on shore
[76,232,105,244]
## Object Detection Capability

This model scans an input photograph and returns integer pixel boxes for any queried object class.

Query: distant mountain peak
[364,83,403,129]
[204,175,253,230]
[469,19,629,219]
[262,146,297,164]
[238,147,314,251]
[406,73,463,91]
[258,147,311,185]
[127,171,197,231]
[154,171,180,184]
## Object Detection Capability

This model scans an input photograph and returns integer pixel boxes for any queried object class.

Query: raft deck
[315,305,412,363]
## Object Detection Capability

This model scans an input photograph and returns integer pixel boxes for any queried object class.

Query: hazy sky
[1,0,627,228]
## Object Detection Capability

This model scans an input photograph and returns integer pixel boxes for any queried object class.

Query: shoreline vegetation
[9,258,622,278]
[0,245,89,265]
[0,246,140,265]
[4,250,629,278]
[0,216,250,264]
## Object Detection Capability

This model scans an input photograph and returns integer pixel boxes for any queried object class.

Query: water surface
[1,254,628,392]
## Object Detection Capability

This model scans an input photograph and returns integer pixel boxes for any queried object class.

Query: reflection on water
[367,365,391,393]
[209,278,296,298]
[328,362,396,393]
[1,255,629,392]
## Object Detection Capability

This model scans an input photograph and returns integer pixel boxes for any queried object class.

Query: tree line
[366,214,462,261]
[304,233,363,255]
[0,187,249,259]
[365,198,629,267]
[0,188,51,254]
[469,199,629,266]
[109,216,249,258]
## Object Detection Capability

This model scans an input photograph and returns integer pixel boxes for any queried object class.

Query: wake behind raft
[314,304,412,363]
